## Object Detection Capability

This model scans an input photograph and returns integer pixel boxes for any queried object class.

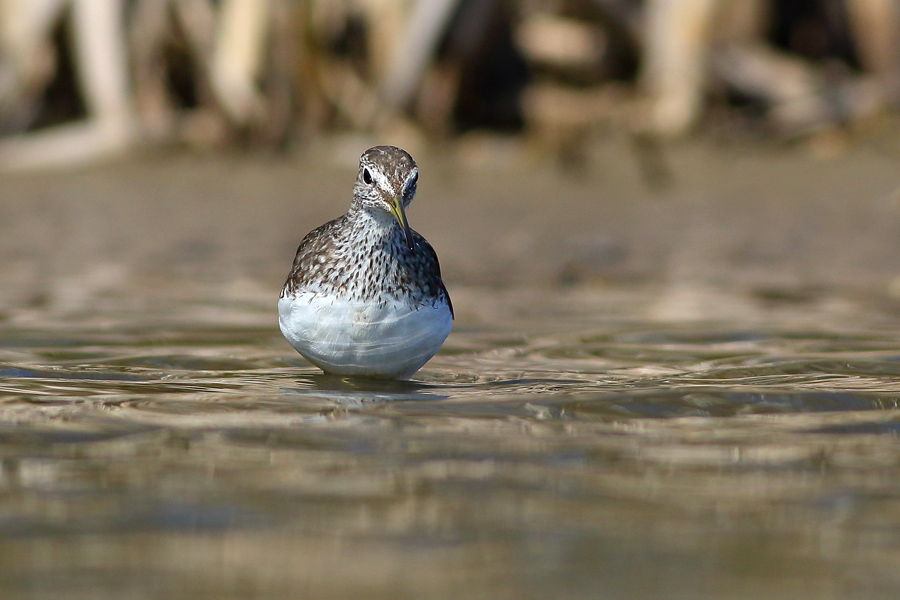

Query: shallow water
[2,284,900,599]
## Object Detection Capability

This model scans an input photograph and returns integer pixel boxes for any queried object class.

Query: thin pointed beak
[389,197,414,249]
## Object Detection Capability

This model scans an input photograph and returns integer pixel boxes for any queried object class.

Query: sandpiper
[278,146,453,379]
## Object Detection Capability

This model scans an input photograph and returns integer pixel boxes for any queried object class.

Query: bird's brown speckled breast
[281,212,452,315]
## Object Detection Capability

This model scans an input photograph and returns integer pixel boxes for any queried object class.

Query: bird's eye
[411,172,418,185]
[363,168,373,185]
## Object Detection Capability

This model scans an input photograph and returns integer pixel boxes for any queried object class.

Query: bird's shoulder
[291,215,347,267]
[409,229,453,318]
[282,215,348,297]
[409,230,442,274]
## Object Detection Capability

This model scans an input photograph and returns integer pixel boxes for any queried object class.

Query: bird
[278,145,453,380]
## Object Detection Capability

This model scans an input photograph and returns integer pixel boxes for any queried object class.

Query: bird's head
[352,146,418,249]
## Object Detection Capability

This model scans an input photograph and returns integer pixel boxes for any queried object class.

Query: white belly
[278,292,452,379]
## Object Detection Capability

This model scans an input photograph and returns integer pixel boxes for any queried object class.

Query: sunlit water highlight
[2,285,900,599]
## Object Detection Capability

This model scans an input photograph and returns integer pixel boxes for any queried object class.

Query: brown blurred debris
[711,42,887,137]
[0,0,898,170]
[0,0,134,169]
[639,0,900,138]
[0,0,296,170]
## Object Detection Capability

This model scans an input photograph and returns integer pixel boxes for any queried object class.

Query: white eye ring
[363,168,373,185]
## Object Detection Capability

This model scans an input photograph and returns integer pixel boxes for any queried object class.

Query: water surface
[2,284,900,599]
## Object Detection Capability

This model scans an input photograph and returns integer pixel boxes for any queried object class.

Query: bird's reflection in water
[280,372,449,407]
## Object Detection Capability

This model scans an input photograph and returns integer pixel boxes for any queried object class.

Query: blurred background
[2,0,900,154]
[0,0,899,308]
[1,0,900,313]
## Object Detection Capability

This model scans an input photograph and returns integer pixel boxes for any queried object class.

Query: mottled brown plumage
[281,146,451,314]
[282,214,451,312]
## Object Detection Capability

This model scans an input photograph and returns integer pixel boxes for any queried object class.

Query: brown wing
[281,215,346,298]
[412,230,453,319]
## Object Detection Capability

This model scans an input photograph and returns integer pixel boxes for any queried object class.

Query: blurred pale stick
[0,0,134,170]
